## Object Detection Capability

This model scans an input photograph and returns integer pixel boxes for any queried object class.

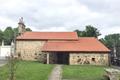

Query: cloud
[79,0,120,14]
[0,0,120,38]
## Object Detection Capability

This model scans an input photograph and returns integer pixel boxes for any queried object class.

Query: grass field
[0,61,54,80]
[62,65,108,80]
[0,61,110,80]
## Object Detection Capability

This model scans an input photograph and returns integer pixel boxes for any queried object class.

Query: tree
[74,30,84,37]
[8,52,17,80]
[3,27,32,45]
[25,27,32,31]
[100,34,120,59]
[0,29,3,45]
[13,28,19,36]
[3,27,14,45]
[85,25,101,38]
[74,25,101,38]
[100,34,120,48]
[7,41,20,80]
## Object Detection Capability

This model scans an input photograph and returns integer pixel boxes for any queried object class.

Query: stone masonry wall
[69,53,109,65]
[16,40,46,61]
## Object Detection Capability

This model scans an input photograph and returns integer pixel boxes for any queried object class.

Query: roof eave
[42,50,110,53]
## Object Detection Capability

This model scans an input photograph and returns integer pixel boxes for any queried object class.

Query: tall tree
[100,34,120,48]
[3,27,14,45]
[100,34,120,58]
[13,28,19,36]
[85,25,101,38]
[0,29,3,45]
[74,25,101,38]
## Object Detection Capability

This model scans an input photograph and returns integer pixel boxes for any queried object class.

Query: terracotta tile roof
[41,37,110,52]
[16,32,78,40]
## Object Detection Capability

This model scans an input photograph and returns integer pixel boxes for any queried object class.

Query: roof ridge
[24,31,76,33]
[78,37,96,38]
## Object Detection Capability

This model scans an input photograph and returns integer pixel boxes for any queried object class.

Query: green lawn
[0,61,109,80]
[0,61,54,80]
[62,65,108,80]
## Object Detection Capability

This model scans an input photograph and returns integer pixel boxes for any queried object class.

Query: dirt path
[48,65,62,80]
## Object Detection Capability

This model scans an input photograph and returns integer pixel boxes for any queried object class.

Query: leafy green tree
[2,26,31,45]
[13,28,19,36]
[25,27,32,31]
[0,29,3,45]
[74,25,101,38]
[3,27,14,45]
[74,30,84,37]
[100,34,120,58]
[100,34,120,48]
[85,25,101,38]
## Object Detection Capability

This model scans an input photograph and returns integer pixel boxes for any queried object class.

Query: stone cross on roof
[19,17,24,24]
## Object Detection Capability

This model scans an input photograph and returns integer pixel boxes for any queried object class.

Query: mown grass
[0,61,54,80]
[62,65,109,80]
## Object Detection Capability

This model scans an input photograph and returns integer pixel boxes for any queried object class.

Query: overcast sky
[0,0,120,38]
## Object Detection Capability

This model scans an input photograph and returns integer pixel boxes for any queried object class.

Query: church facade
[15,18,110,65]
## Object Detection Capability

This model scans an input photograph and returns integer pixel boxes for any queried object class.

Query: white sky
[0,0,120,38]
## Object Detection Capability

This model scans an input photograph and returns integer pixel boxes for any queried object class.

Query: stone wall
[16,40,46,61]
[69,53,109,65]
[16,40,109,65]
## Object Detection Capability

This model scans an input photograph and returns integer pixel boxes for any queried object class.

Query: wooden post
[47,53,49,64]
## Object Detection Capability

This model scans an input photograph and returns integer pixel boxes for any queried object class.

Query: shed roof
[41,37,110,52]
[16,32,78,40]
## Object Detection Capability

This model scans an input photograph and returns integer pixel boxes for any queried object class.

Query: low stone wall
[69,53,109,65]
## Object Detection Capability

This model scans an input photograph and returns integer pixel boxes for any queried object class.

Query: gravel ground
[48,65,62,80]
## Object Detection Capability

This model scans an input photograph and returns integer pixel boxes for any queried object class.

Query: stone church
[16,18,110,65]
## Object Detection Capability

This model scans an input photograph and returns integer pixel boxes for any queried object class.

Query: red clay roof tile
[41,37,110,52]
[16,32,78,40]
